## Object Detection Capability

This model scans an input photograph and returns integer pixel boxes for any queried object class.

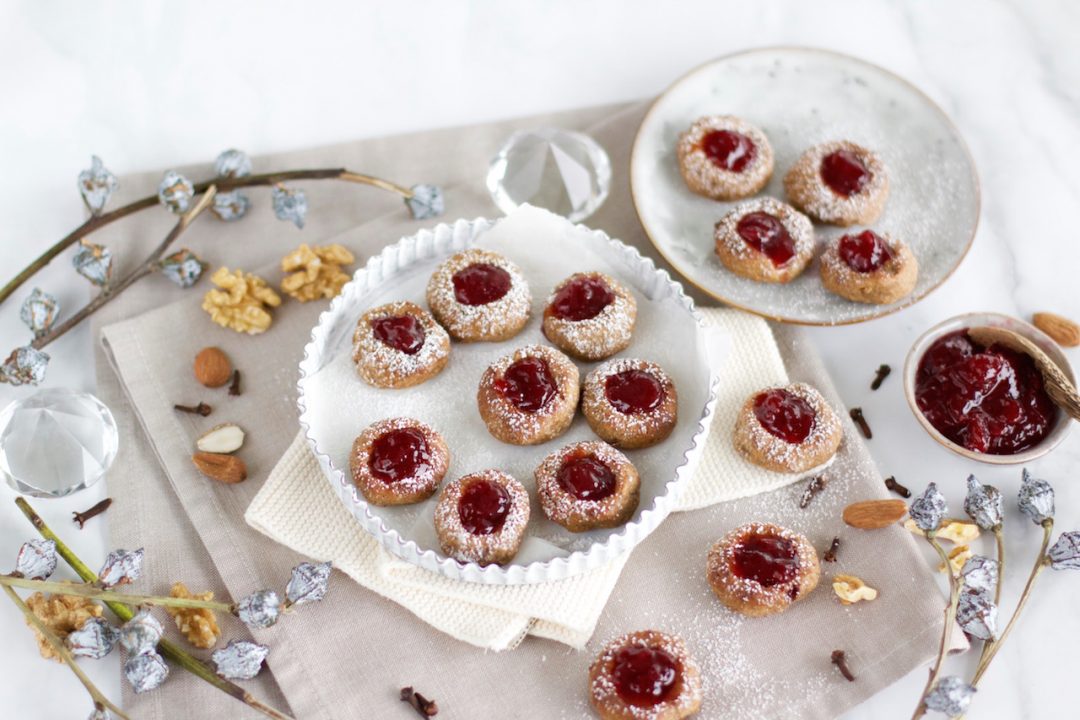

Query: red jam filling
[611,645,681,708]
[915,330,1056,455]
[735,212,797,267]
[458,478,511,536]
[368,428,432,484]
[731,534,799,587]
[605,369,664,414]
[701,129,756,173]
[820,149,871,197]
[494,357,558,413]
[557,453,616,501]
[838,230,893,273]
[753,389,816,444]
[452,263,512,306]
[547,275,614,322]
[370,315,426,355]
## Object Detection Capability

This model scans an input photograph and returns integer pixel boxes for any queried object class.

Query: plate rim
[629,45,982,326]
[296,213,720,585]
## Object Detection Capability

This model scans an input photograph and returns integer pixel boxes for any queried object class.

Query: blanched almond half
[196,423,245,454]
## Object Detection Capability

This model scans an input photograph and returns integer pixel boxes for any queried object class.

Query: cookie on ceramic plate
[477,344,580,446]
[820,229,918,304]
[535,441,640,532]
[784,140,889,226]
[713,197,815,284]
[582,358,678,449]
[676,114,774,201]
[434,470,529,566]
[349,417,450,506]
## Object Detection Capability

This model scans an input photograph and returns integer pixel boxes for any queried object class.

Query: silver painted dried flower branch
[911,469,1077,718]
[0,150,444,385]
[3,535,333,712]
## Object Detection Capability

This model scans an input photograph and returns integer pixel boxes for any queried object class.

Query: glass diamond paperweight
[0,388,118,498]
[486,127,611,223]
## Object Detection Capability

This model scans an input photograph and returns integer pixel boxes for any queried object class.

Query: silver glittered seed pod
[66,617,118,659]
[0,346,50,386]
[77,155,118,216]
[158,248,207,288]
[957,587,998,641]
[910,482,948,533]
[87,706,111,720]
[272,184,307,228]
[237,589,281,629]
[211,190,251,222]
[286,561,332,606]
[925,676,976,717]
[1018,469,1055,525]
[214,149,252,179]
[212,639,269,680]
[124,650,169,694]
[118,609,163,655]
[73,242,114,286]
[14,539,57,580]
[405,184,444,220]
[963,475,1003,530]
[1048,531,1080,570]
[960,555,999,594]
[20,288,60,336]
[98,547,144,587]
[158,170,195,214]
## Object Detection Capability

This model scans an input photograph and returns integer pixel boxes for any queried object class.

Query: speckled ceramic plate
[631,47,980,325]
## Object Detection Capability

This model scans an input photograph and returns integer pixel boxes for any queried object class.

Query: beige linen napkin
[93,101,960,719]
[245,309,792,650]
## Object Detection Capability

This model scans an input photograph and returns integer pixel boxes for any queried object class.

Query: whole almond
[194,347,232,388]
[192,451,247,483]
[842,499,908,529]
[1033,312,1080,347]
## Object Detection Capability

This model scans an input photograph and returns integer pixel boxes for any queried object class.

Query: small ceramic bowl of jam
[903,312,1074,464]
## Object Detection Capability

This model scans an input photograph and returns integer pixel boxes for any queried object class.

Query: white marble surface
[1,1,1078,718]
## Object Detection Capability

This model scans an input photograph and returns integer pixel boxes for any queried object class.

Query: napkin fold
[245,308,800,650]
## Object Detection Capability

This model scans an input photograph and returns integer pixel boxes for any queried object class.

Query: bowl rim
[902,311,1074,465]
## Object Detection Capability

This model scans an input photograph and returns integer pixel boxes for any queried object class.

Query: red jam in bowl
[731,534,799,587]
[753,389,816,444]
[915,330,1056,455]
[838,230,893,273]
[557,453,616,501]
[452,263,512,306]
[735,212,797,267]
[701,129,756,173]
[605,370,664,414]
[611,645,681,707]
[820,149,871,197]
[547,275,614,321]
[371,315,426,355]
[368,427,432,483]
[458,478,511,536]
[495,357,558,413]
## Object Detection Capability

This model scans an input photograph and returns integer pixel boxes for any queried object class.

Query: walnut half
[280,243,355,302]
[165,582,222,649]
[201,267,282,335]
[832,575,879,605]
[24,591,104,661]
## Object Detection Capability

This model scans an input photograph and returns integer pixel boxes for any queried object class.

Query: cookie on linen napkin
[246,308,804,650]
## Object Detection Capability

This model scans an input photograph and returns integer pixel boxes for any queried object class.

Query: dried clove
[174,402,212,417]
[400,686,438,717]
[884,476,911,498]
[73,498,113,529]
[228,369,242,396]
[870,364,891,390]
[831,650,856,682]
[849,407,872,439]
[823,537,841,563]
[799,476,828,509]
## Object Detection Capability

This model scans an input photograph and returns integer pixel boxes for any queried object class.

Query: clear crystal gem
[486,127,610,223]
[0,388,119,497]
